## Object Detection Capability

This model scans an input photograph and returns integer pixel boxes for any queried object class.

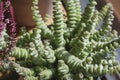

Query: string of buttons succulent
[0,0,120,80]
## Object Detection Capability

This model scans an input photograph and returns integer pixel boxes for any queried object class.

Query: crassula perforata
[0,0,120,80]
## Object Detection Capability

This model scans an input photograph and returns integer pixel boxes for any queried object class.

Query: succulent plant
[0,0,16,61]
[0,0,120,80]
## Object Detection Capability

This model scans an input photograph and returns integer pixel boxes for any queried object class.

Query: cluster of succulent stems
[0,0,120,80]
